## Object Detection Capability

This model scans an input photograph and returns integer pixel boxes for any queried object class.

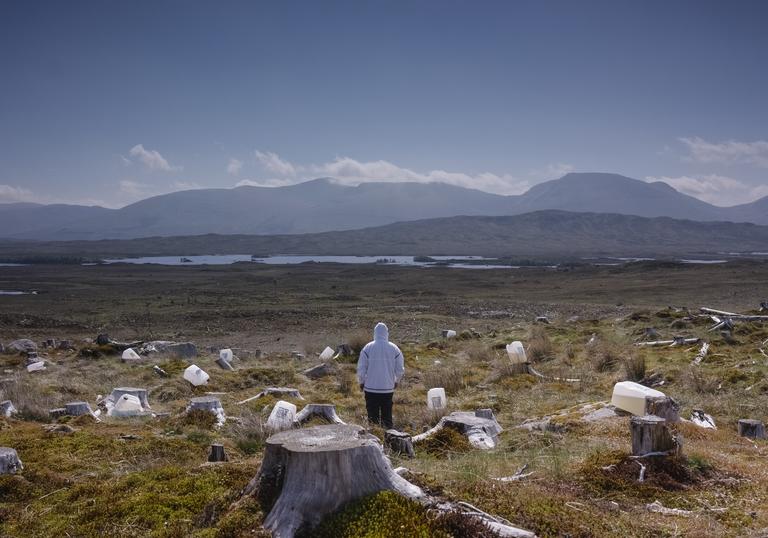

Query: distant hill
[2,210,767,259]
[0,173,766,240]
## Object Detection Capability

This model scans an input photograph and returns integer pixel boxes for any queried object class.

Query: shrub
[622,353,646,381]
[527,326,555,362]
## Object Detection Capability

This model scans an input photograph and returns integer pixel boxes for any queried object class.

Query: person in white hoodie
[357,322,404,429]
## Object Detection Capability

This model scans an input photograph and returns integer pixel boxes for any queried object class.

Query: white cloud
[255,150,297,177]
[679,137,768,168]
[128,144,182,172]
[243,151,562,195]
[227,158,243,176]
[0,184,35,203]
[118,179,145,197]
[645,174,768,206]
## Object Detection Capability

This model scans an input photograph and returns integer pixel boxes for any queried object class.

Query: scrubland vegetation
[1,261,767,536]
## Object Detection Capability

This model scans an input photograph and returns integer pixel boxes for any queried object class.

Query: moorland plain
[1,261,767,537]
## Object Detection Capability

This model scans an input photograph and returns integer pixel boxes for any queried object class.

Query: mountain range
[1,210,766,259]
[0,172,766,241]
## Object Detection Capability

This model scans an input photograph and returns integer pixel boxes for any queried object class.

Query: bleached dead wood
[237,387,304,405]
[412,410,502,449]
[692,342,710,365]
[526,364,580,383]
[646,500,693,517]
[493,464,534,482]
[635,337,700,347]
[384,429,415,458]
[700,307,768,321]
[0,447,23,474]
[293,403,345,425]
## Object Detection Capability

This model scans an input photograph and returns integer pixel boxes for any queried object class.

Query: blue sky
[1,0,767,208]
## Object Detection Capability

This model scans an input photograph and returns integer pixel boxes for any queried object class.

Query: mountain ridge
[0,172,765,240]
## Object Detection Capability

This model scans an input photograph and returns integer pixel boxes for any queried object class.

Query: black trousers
[364,391,394,429]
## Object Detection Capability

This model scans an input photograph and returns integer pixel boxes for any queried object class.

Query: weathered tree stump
[385,429,415,458]
[737,419,766,439]
[0,447,23,474]
[152,364,168,377]
[208,443,228,462]
[644,396,680,422]
[189,396,223,413]
[412,411,503,449]
[630,415,681,456]
[109,387,150,409]
[1,400,16,418]
[49,407,67,419]
[302,362,334,379]
[475,408,496,421]
[294,403,345,425]
[65,401,94,417]
[245,424,423,537]
[215,357,235,370]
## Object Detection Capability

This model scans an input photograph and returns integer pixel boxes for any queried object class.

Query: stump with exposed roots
[631,415,681,456]
[245,424,423,538]
[412,410,503,449]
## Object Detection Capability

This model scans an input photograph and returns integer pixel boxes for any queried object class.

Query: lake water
[103,255,518,268]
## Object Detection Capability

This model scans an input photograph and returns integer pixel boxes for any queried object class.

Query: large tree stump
[630,415,680,456]
[109,387,150,409]
[385,429,415,458]
[738,419,766,439]
[208,443,228,462]
[245,424,423,538]
[0,447,23,474]
[644,396,680,422]
[294,403,345,425]
[412,411,503,449]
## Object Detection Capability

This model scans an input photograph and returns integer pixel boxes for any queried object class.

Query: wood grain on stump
[644,396,680,422]
[246,423,423,538]
[65,401,93,417]
[738,419,766,439]
[208,443,227,462]
[385,429,415,458]
[631,415,680,456]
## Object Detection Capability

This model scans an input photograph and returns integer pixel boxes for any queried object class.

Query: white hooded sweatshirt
[357,323,405,393]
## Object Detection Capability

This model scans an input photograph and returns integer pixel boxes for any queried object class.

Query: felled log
[294,403,345,425]
[215,357,235,371]
[0,447,23,474]
[644,396,680,422]
[630,415,680,457]
[527,364,580,383]
[412,410,502,449]
[384,429,415,458]
[635,337,700,347]
[700,307,768,321]
[244,424,424,537]
[208,443,228,462]
[237,387,304,405]
[737,419,766,439]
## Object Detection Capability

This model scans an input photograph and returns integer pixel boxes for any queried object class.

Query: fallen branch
[493,464,534,482]
[635,337,699,347]
[700,307,768,321]
[237,387,304,405]
[646,500,693,517]
[692,342,710,365]
[635,460,646,482]
[526,364,580,383]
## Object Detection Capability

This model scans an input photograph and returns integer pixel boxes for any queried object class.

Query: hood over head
[374,322,389,343]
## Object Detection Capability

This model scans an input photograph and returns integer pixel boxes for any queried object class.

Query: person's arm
[357,347,369,390]
[394,347,404,388]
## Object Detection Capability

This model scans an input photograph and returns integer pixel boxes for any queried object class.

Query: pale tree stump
[245,424,423,538]
[644,396,680,422]
[738,419,766,439]
[215,357,234,371]
[65,401,94,417]
[208,443,228,462]
[385,429,415,458]
[294,403,345,425]
[189,396,223,413]
[412,411,503,449]
[302,362,334,380]
[1,400,16,418]
[110,387,150,409]
[0,447,23,474]
[631,415,681,456]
